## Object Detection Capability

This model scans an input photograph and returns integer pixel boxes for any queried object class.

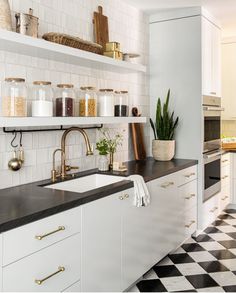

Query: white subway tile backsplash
[0,0,149,189]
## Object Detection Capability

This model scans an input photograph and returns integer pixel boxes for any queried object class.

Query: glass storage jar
[79,87,97,117]
[98,89,114,117]
[55,84,75,117]
[114,91,129,117]
[32,81,53,117]
[1,77,27,117]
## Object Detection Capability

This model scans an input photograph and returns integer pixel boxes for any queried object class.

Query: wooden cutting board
[131,107,147,161]
[93,6,109,51]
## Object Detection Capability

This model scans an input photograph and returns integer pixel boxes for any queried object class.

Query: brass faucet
[51,148,65,182]
[60,127,93,179]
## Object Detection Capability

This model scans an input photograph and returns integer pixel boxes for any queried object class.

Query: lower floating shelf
[0,117,147,128]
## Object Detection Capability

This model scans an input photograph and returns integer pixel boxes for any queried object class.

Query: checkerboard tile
[129,209,236,292]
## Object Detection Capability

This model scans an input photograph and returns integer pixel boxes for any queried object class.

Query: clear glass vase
[98,155,109,171]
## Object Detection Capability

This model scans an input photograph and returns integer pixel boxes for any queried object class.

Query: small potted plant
[96,138,109,171]
[150,90,179,161]
[97,128,123,170]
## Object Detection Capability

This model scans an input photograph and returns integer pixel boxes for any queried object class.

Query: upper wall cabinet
[222,41,236,120]
[202,17,221,97]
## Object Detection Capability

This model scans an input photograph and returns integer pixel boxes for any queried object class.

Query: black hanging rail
[3,124,103,134]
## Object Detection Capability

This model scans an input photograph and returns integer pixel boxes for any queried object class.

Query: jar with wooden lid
[55,84,75,117]
[32,81,53,117]
[1,77,27,117]
[114,91,129,117]
[79,87,97,117]
[98,89,114,117]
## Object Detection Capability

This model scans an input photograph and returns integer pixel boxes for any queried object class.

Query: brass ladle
[8,132,24,172]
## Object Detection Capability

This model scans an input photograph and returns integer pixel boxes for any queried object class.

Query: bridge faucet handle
[65,165,79,172]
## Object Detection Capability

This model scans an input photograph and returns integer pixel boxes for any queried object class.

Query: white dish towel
[128,175,150,207]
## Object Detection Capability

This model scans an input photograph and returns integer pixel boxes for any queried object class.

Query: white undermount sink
[45,174,127,193]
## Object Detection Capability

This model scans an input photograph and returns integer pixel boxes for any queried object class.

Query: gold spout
[51,149,65,182]
[61,127,93,178]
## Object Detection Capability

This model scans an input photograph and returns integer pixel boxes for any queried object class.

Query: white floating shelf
[0,117,147,128]
[0,29,146,73]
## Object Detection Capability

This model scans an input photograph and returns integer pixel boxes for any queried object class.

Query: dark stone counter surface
[0,157,197,233]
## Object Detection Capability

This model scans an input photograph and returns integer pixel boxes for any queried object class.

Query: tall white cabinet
[202,17,221,97]
[149,7,221,232]
[222,39,236,120]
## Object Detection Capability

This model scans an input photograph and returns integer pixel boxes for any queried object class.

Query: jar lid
[57,84,74,88]
[33,81,52,85]
[80,86,96,91]
[99,89,113,92]
[5,77,25,83]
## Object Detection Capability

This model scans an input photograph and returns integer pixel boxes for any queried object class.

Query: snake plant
[150,89,179,140]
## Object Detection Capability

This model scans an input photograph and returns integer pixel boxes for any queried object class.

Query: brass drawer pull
[185,173,196,178]
[222,159,229,163]
[221,175,229,180]
[185,193,196,200]
[35,266,65,285]
[124,194,129,199]
[210,207,218,213]
[185,220,195,228]
[161,182,174,188]
[35,226,65,240]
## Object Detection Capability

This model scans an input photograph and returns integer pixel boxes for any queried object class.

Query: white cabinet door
[81,193,122,292]
[222,43,236,120]
[148,173,185,266]
[212,23,221,97]
[202,17,221,97]
[202,17,213,96]
[121,188,152,291]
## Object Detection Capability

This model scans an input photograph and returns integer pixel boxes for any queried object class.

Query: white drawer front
[180,180,197,212]
[154,172,179,189]
[221,153,230,167]
[219,185,230,212]
[63,281,81,292]
[202,194,219,229]
[3,233,81,292]
[3,206,81,266]
[185,206,197,238]
[221,165,230,187]
[179,165,197,186]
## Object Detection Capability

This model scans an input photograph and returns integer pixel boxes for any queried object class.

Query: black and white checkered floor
[129,209,236,292]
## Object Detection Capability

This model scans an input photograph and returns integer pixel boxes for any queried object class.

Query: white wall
[0,0,150,189]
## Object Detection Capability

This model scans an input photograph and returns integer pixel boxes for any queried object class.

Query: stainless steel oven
[204,150,222,202]
[203,96,224,153]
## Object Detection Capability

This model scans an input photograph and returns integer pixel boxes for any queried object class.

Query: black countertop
[0,157,197,233]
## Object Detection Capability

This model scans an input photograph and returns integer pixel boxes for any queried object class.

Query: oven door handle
[203,106,225,111]
[204,151,222,159]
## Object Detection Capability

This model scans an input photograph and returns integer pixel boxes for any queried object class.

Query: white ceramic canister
[32,81,53,117]
[98,89,114,117]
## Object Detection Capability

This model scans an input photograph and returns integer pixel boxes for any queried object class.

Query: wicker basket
[42,32,103,55]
